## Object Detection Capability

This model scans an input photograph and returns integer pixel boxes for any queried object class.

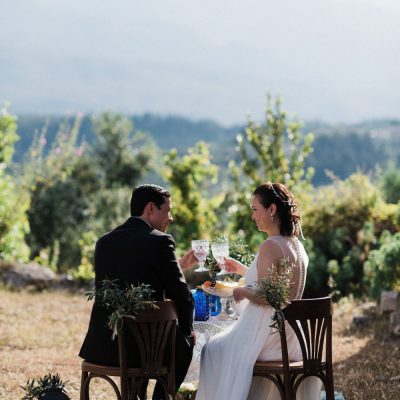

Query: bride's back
[265,235,308,300]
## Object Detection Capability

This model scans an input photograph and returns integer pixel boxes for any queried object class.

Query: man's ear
[143,202,155,217]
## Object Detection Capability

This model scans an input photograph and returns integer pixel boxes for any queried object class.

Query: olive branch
[255,258,294,332]
[20,373,68,400]
[86,279,158,338]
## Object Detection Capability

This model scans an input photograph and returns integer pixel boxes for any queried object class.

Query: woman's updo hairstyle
[253,182,301,237]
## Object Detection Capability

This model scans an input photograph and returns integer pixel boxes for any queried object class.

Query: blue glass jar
[193,287,209,321]
[209,295,221,316]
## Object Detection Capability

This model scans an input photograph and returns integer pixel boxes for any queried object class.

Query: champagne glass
[211,241,229,275]
[192,240,209,272]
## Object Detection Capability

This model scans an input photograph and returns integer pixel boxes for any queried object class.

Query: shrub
[364,231,400,299]
[0,105,30,261]
[302,173,387,298]
[380,163,400,204]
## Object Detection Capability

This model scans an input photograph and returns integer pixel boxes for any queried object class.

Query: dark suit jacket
[79,217,194,366]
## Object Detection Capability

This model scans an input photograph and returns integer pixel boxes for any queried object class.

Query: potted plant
[20,373,70,400]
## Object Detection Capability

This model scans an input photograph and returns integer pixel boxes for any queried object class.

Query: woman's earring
[270,214,274,222]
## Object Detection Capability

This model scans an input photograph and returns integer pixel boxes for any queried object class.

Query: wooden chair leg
[283,381,293,400]
[325,382,335,400]
[80,370,89,400]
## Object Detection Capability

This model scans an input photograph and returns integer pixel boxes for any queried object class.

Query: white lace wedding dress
[195,236,322,400]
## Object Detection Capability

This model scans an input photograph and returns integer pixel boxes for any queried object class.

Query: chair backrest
[283,297,333,375]
[118,300,178,397]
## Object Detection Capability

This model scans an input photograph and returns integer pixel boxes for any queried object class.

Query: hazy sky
[1,0,399,125]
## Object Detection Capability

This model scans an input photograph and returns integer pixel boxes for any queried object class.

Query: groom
[79,184,197,399]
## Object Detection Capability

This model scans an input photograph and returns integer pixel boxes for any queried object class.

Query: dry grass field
[0,288,399,400]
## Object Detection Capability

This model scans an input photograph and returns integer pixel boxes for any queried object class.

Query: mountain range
[12,114,400,186]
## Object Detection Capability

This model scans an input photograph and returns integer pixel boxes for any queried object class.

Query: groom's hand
[179,249,197,270]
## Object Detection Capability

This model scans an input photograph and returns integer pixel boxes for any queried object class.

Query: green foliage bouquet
[86,279,158,338]
[255,258,293,332]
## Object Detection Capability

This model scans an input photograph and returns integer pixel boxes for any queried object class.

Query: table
[192,319,236,360]
[184,318,236,382]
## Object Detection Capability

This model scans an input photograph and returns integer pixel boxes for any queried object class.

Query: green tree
[87,112,155,235]
[164,142,220,249]
[364,231,400,299]
[24,112,155,272]
[380,162,400,204]
[0,105,30,261]
[24,116,85,270]
[0,105,19,164]
[91,112,153,188]
[302,173,396,298]
[228,95,314,246]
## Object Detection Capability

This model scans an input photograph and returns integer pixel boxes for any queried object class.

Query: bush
[380,163,400,204]
[27,179,86,271]
[302,173,390,298]
[23,116,86,271]
[0,170,30,261]
[0,106,30,261]
[364,231,400,299]
[164,142,220,249]
[23,112,154,272]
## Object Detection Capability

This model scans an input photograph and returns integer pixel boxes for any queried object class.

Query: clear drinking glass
[211,241,229,275]
[192,240,210,272]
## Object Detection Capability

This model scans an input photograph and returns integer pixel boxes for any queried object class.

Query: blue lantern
[209,295,221,316]
[193,288,209,321]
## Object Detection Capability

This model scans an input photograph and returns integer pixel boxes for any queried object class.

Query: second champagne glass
[192,240,209,272]
[211,241,229,275]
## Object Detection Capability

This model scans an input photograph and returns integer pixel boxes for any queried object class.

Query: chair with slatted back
[252,296,334,400]
[80,300,178,400]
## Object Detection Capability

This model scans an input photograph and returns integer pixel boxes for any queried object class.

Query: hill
[12,114,400,186]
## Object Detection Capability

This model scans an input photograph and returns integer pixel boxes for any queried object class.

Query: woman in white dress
[196,182,322,400]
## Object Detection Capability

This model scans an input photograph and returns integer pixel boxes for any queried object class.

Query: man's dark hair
[130,184,171,216]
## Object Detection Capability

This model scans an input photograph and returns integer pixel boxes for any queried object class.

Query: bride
[195,182,322,400]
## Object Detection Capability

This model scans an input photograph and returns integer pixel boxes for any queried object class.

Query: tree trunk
[389,292,400,337]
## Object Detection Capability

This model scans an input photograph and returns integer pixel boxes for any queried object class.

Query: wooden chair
[80,300,178,400]
[253,297,334,400]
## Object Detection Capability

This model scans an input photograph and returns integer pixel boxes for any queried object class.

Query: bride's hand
[224,257,248,275]
[233,287,246,302]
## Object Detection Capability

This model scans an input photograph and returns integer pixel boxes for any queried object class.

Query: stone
[351,315,370,326]
[380,291,399,313]
[0,260,57,290]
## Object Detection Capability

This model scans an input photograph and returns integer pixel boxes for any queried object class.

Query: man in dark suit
[79,184,197,399]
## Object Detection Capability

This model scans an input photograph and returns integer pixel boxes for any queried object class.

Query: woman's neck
[266,227,281,237]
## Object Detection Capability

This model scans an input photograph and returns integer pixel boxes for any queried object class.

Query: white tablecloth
[184,318,236,382]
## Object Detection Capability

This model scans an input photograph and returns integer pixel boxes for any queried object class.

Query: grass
[331,298,400,399]
[0,288,399,399]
